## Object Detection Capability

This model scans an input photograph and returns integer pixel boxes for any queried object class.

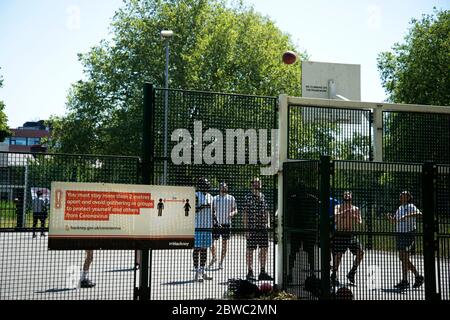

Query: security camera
[160,30,174,38]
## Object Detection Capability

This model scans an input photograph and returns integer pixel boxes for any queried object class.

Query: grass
[0,200,49,229]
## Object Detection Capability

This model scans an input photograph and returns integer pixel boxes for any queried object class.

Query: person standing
[193,177,214,282]
[80,250,96,288]
[208,182,237,269]
[331,191,364,286]
[387,191,424,290]
[244,178,273,281]
[32,189,47,238]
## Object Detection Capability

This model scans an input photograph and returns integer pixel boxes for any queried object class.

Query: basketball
[282,50,297,64]
[335,287,353,300]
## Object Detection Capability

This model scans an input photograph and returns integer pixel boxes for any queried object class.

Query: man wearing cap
[209,182,237,269]
[387,191,424,290]
[193,177,214,282]
[331,191,364,286]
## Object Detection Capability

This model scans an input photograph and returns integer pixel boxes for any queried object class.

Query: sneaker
[208,258,217,269]
[246,270,255,281]
[194,271,203,282]
[394,280,409,290]
[202,273,213,281]
[347,270,356,284]
[80,279,96,288]
[218,262,223,270]
[258,272,274,281]
[32,234,37,239]
[413,275,424,288]
[41,233,46,237]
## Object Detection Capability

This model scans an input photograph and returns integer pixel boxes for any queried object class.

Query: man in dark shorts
[209,182,237,269]
[331,191,364,286]
[244,178,273,281]
[387,191,424,290]
[32,189,48,238]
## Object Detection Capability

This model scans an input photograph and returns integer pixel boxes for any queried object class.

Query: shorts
[246,231,269,250]
[33,212,47,220]
[396,231,416,252]
[194,230,212,248]
[331,234,362,255]
[212,224,231,241]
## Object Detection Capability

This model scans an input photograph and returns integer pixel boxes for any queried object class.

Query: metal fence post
[137,82,155,300]
[422,161,439,300]
[319,155,331,299]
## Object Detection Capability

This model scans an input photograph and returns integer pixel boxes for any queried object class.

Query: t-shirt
[195,191,213,228]
[32,197,46,213]
[212,194,236,225]
[395,203,420,233]
[244,192,268,228]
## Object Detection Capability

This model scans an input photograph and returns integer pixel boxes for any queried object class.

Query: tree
[377,9,450,164]
[377,9,449,106]
[51,0,306,156]
[0,69,11,142]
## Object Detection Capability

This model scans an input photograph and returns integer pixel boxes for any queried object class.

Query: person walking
[387,191,424,290]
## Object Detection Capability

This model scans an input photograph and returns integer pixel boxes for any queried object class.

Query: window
[27,138,40,145]
[11,138,27,145]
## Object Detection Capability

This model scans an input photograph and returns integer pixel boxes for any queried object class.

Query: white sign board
[301,61,362,124]
[48,182,195,250]
[301,61,361,100]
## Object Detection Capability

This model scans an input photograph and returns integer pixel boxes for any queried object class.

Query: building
[2,120,50,153]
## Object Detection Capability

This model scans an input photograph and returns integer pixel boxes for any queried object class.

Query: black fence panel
[331,161,425,300]
[282,160,321,299]
[0,151,140,300]
[383,111,450,164]
[436,165,450,300]
[149,88,278,299]
[288,104,372,161]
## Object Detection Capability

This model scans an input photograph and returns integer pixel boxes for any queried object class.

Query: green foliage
[377,9,450,164]
[377,9,450,105]
[0,70,11,142]
[51,0,306,156]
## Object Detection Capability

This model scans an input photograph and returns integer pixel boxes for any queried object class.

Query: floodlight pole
[161,30,173,185]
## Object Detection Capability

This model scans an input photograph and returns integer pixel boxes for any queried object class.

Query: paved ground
[1,232,448,300]
[288,246,450,300]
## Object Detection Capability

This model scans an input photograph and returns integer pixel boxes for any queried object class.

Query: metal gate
[142,84,279,299]
[282,157,448,300]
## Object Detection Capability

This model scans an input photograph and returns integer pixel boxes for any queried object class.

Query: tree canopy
[51,0,306,156]
[0,70,11,142]
[377,9,450,165]
[377,9,450,106]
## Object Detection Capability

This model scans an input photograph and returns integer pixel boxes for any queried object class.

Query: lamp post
[160,30,173,185]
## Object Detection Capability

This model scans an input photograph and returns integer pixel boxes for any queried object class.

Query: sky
[0,0,448,128]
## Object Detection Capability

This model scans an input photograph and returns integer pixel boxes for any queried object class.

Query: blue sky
[0,0,448,128]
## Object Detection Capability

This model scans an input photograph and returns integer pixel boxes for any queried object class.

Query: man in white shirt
[387,191,424,290]
[193,177,214,282]
[209,182,237,269]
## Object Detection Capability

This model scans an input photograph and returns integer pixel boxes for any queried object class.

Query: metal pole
[163,39,169,185]
[422,161,439,300]
[319,155,331,300]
